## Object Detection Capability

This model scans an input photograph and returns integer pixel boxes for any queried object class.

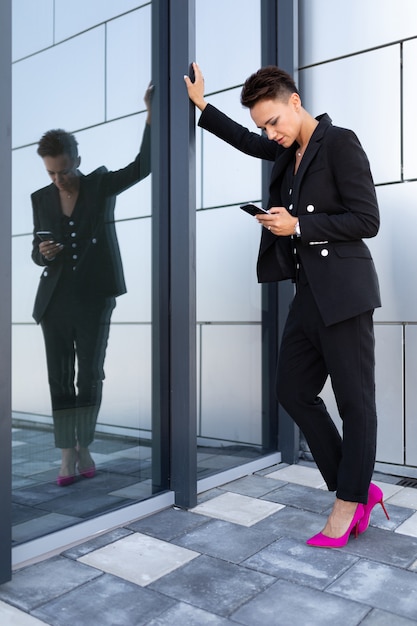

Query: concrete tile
[395,511,417,537]
[253,505,328,541]
[127,507,211,541]
[0,601,48,625]
[31,573,175,626]
[149,554,274,617]
[372,480,403,499]
[242,536,359,590]
[145,602,236,625]
[328,559,417,621]
[0,556,102,612]
[386,486,417,509]
[12,513,81,544]
[342,526,417,568]
[265,464,327,489]
[231,578,369,626]
[173,519,275,563]
[190,492,284,527]
[62,527,133,560]
[78,532,199,586]
[361,608,417,625]
[218,474,287,497]
[367,502,413,532]
[261,482,335,513]
[108,480,152,499]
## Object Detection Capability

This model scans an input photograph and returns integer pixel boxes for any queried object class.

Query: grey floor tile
[218,474,287,497]
[261,482,335,513]
[242,536,359,590]
[361,608,417,625]
[126,507,211,541]
[62,527,133,559]
[252,505,328,541]
[145,602,236,625]
[231,578,370,626]
[342,526,417,568]
[368,502,414,531]
[31,573,175,626]
[328,559,417,621]
[173,518,275,563]
[12,513,81,544]
[0,556,102,612]
[149,554,275,617]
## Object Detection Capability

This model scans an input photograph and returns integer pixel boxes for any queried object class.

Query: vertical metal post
[261,0,300,463]
[0,0,12,584]
[169,0,197,508]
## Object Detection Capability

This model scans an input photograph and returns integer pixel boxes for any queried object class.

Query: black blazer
[199,105,381,326]
[31,123,151,323]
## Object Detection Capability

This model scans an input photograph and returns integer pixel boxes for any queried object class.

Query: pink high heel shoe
[78,464,96,479]
[357,482,389,534]
[56,474,75,487]
[307,503,365,548]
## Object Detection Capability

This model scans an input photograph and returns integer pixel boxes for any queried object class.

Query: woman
[31,85,152,486]
[184,63,388,547]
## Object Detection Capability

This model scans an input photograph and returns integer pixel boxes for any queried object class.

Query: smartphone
[36,231,54,241]
[240,204,269,216]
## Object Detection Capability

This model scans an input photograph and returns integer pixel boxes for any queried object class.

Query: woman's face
[250,93,301,147]
[42,153,80,193]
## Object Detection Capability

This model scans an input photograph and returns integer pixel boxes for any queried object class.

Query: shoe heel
[379,499,390,521]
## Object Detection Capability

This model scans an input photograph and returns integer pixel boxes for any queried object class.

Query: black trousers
[40,283,116,449]
[277,276,377,504]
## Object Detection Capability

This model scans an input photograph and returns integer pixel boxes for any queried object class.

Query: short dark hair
[37,129,79,160]
[240,66,299,109]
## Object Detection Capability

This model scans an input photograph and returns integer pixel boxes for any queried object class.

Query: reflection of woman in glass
[31,86,152,486]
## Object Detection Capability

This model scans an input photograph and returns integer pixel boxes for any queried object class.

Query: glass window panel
[299,0,417,66]
[12,0,53,61]
[300,47,401,185]
[405,325,417,465]
[403,39,417,180]
[200,90,262,208]
[106,7,151,120]
[197,205,261,322]
[196,0,261,94]
[54,0,147,43]
[13,28,106,147]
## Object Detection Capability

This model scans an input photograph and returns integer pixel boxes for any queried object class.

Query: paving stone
[149,554,274,617]
[328,559,417,621]
[242,536,359,590]
[341,526,417,568]
[361,607,417,625]
[126,507,211,540]
[145,602,236,625]
[218,474,287,497]
[0,600,48,625]
[191,492,283,527]
[62,527,133,559]
[261,482,335,513]
[173,518,275,563]
[0,556,102,612]
[230,578,369,626]
[31,573,175,626]
[252,504,328,540]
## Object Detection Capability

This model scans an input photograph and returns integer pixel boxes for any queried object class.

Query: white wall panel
[12,326,50,416]
[300,46,401,185]
[405,325,417,465]
[13,28,106,147]
[196,205,262,322]
[196,0,261,95]
[299,0,417,66]
[200,325,262,444]
[403,39,417,180]
[12,235,42,324]
[369,182,417,323]
[106,6,151,120]
[12,0,53,61]
[54,0,146,43]
[200,89,262,208]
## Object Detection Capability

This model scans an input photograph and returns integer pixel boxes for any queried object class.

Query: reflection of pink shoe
[307,504,365,548]
[78,464,96,479]
[56,475,75,487]
[357,483,390,534]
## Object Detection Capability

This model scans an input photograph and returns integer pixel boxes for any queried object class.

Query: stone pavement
[1,462,417,625]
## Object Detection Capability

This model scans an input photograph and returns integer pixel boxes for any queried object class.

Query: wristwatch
[294,220,301,237]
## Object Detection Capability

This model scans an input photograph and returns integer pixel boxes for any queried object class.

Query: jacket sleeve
[198,103,279,162]
[100,122,151,197]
